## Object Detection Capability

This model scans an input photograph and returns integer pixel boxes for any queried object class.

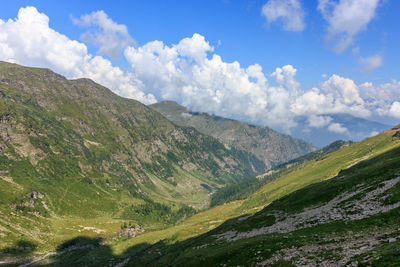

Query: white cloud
[261,0,305,32]
[359,53,383,72]
[72,10,134,58]
[318,0,381,53]
[124,35,292,128]
[271,65,300,93]
[352,46,360,54]
[321,74,363,105]
[0,6,398,134]
[308,115,332,128]
[328,122,349,134]
[0,6,155,104]
[359,80,400,117]
[369,130,379,137]
[290,75,370,118]
[360,80,400,103]
[389,102,400,118]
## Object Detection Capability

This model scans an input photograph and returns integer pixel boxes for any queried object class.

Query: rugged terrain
[139,125,400,266]
[150,101,316,170]
[0,62,264,257]
[6,123,399,266]
[1,62,399,266]
[108,125,399,266]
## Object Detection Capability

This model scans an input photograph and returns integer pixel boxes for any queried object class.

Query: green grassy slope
[18,126,400,266]
[209,140,352,207]
[150,100,316,170]
[239,126,398,212]
[0,62,263,258]
[135,125,400,266]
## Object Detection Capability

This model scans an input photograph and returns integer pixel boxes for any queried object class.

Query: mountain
[115,125,400,266]
[209,140,352,207]
[0,62,266,255]
[292,113,392,147]
[150,101,316,170]
[20,124,400,266]
[3,62,399,266]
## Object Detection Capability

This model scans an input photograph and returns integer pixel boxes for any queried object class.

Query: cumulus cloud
[261,0,305,32]
[321,74,363,105]
[360,80,400,103]
[359,80,400,118]
[271,65,300,93]
[72,10,135,58]
[318,0,381,53]
[389,102,400,118]
[328,122,349,134]
[290,75,370,119]
[359,53,383,72]
[0,6,398,133]
[124,34,290,127]
[308,115,332,128]
[0,6,155,104]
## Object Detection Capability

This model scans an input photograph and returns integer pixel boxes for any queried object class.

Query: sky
[0,0,399,135]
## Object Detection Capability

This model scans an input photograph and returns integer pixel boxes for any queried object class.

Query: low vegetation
[1,62,399,266]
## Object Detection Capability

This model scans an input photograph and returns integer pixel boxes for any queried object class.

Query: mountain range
[1,62,400,266]
[0,61,268,251]
[150,101,316,170]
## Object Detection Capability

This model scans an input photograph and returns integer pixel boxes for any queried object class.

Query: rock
[119,225,145,237]
[392,131,400,140]
[29,191,44,199]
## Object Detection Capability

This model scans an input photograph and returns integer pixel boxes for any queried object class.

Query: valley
[0,62,399,266]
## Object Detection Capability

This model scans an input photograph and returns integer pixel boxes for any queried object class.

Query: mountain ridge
[0,61,267,253]
[150,100,316,170]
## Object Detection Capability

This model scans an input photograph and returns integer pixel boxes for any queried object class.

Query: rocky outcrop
[118,225,145,238]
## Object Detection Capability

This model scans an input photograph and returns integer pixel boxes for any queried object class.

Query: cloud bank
[0,7,399,135]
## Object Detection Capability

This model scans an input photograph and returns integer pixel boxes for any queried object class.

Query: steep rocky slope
[150,100,316,170]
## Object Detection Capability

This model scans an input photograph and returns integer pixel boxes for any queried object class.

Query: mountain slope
[128,125,400,266]
[0,62,264,254]
[150,101,316,170]
[209,140,352,207]
[25,127,400,266]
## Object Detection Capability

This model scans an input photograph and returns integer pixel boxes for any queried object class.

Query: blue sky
[0,0,399,134]
[1,0,398,85]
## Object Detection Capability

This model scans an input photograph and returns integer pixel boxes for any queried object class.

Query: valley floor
[2,127,400,266]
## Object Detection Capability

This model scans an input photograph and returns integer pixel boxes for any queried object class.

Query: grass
[0,61,264,262]
[239,127,400,212]
[2,62,400,265]
[10,127,400,265]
